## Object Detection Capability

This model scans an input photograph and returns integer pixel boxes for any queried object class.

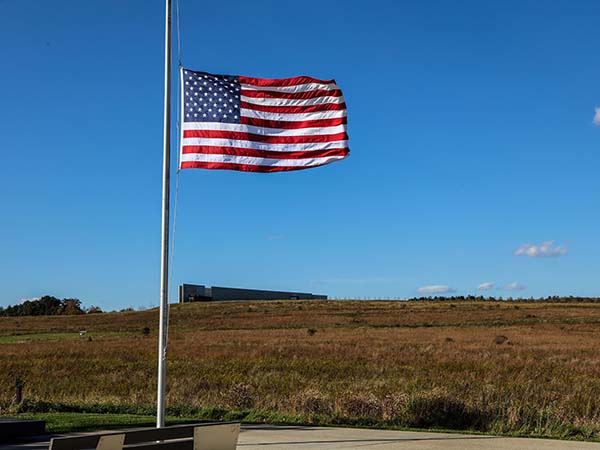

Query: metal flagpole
[157,0,172,429]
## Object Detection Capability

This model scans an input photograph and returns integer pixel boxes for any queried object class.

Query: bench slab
[0,419,46,440]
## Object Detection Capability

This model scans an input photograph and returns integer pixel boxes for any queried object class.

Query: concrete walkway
[239,425,600,449]
[3,425,600,450]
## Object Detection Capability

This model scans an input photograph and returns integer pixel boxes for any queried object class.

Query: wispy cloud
[505,281,526,291]
[266,234,286,241]
[593,107,600,125]
[477,282,494,291]
[514,241,568,258]
[315,276,400,285]
[417,285,455,294]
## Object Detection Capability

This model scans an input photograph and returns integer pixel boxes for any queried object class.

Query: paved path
[2,425,600,450]
[239,425,600,449]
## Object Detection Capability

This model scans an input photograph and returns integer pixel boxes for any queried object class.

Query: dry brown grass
[2,300,600,438]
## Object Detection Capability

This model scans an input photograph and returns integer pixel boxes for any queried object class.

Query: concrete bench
[49,423,240,450]
[0,419,46,441]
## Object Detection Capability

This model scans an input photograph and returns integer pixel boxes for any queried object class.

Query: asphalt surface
[2,425,600,450]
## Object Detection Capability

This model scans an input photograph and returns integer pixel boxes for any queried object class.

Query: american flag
[179,68,349,172]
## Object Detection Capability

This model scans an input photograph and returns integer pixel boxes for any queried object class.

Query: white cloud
[514,241,568,258]
[505,281,526,291]
[593,107,600,125]
[477,282,494,291]
[19,297,40,304]
[417,285,455,294]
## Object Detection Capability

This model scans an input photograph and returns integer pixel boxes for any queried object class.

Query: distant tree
[38,296,64,315]
[62,299,84,315]
[86,305,103,314]
[0,296,86,317]
[1,296,63,316]
[399,295,600,303]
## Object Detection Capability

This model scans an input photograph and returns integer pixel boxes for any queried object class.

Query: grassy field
[12,412,188,433]
[1,300,600,440]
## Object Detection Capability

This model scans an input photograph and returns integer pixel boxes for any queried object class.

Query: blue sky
[1,0,599,309]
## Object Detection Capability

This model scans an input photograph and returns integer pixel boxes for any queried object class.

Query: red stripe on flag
[239,75,336,87]
[240,101,346,114]
[183,130,348,144]
[241,88,343,100]
[239,116,347,129]
[180,161,335,172]
[181,145,349,160]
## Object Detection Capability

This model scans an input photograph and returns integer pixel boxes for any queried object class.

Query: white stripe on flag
[240,108,347,121]
[180,152,346,167]
[182,122,347,136]
[240,95,345,107]
[241,82,340,93]
[182,138,348,152]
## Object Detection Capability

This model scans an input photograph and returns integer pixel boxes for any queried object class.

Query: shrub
[405,388,485,429]
[381,393,409,421]
[292,389,332,416]
[340,393,382,419]
[223,384,254,410]
[494,335,508,345]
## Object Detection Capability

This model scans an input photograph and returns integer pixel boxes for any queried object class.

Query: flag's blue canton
[183,70,241,124]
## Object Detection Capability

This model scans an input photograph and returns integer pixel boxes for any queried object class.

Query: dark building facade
[178,284,327,303]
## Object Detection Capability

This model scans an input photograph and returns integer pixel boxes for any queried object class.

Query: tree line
[0,295,102,317]
[405,295,600,302]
